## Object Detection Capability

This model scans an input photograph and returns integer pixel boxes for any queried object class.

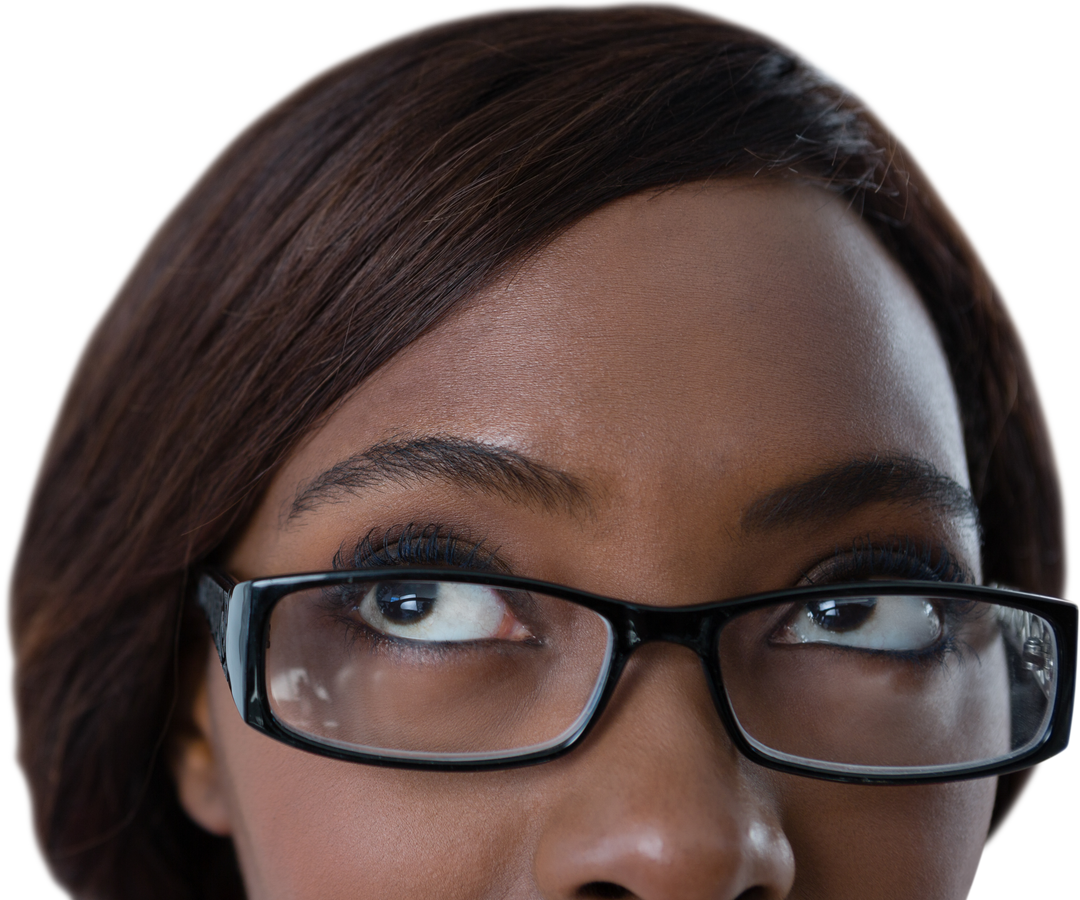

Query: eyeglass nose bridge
[575,600,744,762]
[601,601,722,660]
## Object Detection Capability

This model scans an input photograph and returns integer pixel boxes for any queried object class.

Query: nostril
[578,883,631,899]
[574,880,774,900]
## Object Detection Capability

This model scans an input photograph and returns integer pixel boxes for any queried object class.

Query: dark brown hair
[12,7,1062,899]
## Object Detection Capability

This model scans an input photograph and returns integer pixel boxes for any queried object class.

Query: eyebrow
[741,455,979,533]
[289,443,973,535]
[286,435,595,523]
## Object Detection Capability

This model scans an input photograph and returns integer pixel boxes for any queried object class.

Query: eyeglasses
[196,568,1076,784]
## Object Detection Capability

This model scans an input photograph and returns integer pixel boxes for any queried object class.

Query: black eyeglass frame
[197,567,1076,785]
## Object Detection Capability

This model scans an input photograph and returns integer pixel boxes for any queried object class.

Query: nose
[532,643,795,900]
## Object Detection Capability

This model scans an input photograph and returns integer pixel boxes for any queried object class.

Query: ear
[984,760,1041,851]
[170,671,234,836]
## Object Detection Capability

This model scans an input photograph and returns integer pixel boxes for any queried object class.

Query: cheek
[776,775,997,898]
[207,666,537,900]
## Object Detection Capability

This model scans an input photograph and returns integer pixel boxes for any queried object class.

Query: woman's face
[175,181,994,899]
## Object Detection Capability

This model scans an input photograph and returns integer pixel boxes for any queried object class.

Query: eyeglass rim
[196,567,1077,785]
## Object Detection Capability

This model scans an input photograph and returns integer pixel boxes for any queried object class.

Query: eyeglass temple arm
[196,568,236,687]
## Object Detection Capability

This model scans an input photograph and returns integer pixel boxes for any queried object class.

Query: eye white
[357,582,508,641]
[781,596,942,651]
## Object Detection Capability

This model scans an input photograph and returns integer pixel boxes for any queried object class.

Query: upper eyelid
[801,538,974,586]
[336,528,976,593]
[337,523,509,572]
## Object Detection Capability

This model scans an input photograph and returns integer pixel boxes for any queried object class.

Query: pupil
[809,598,876,631]
[375,584,435,623]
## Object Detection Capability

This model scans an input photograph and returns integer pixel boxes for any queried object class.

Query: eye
[772,596,943,652]
[352,581,534,643]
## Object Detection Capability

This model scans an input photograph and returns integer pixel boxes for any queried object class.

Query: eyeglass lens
[263,579,1058,770]
[718,597,1056,772]
[266,580,614,759]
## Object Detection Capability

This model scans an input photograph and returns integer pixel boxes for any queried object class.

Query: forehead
[320,181,964,479]
[246,180,970,586]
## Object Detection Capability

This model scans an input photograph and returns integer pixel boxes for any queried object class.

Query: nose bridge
[591,600,754,766]
[591,596,734,777]
[532,641,795,900]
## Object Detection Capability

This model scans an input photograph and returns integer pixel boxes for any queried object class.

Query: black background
[6,3,1071,894]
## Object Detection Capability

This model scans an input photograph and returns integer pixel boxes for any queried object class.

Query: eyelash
[334,523,500,572]
[803,536,973,587]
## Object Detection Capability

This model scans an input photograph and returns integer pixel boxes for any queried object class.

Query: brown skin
[174,181,995,899]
